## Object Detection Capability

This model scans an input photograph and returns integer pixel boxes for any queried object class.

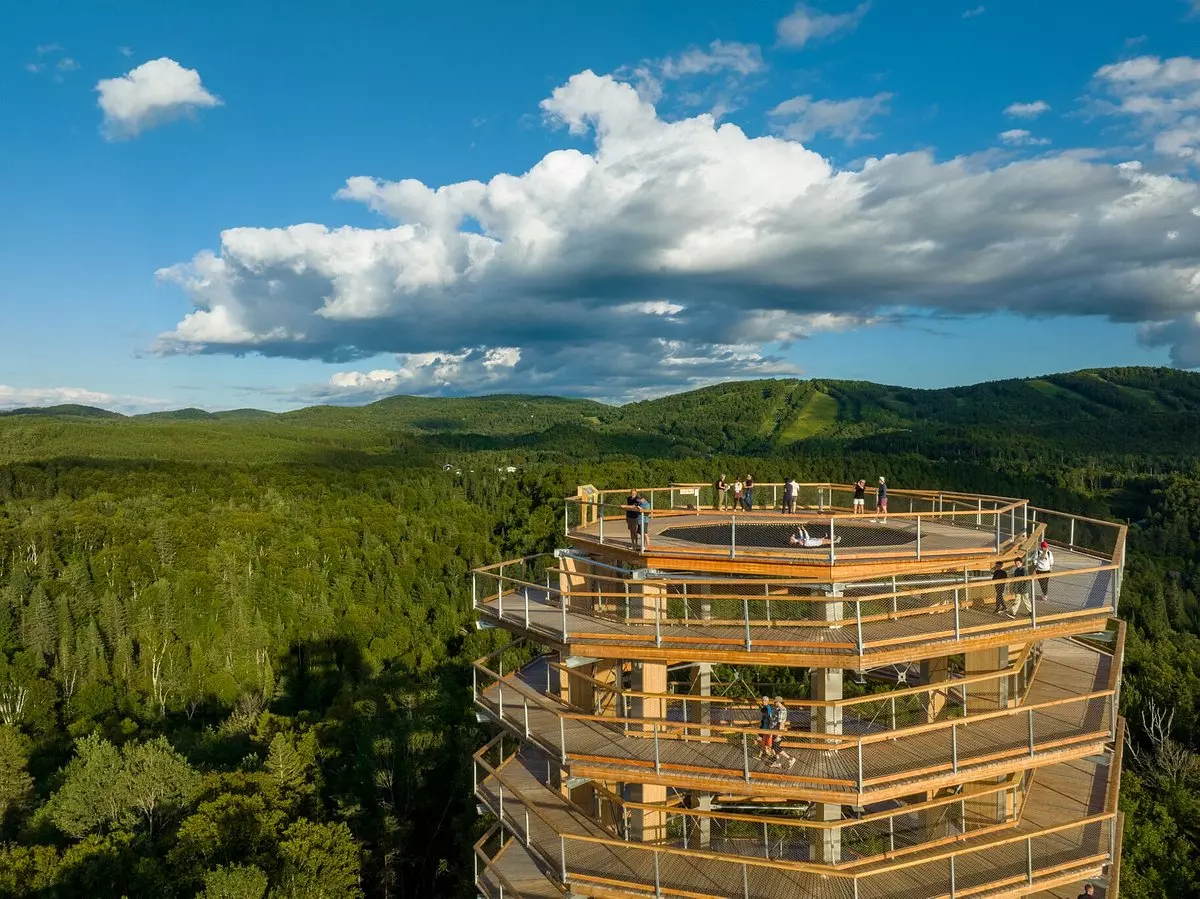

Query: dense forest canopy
[0,366,1197,897]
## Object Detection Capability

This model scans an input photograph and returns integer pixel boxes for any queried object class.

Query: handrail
[555,809,1117,880]
[477,750,1027,874]
[548,642,1034,711]
[472,627,1123,763]
[477,562,1122,658]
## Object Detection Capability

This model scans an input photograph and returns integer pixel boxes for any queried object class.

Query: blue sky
[3,0,1200,411]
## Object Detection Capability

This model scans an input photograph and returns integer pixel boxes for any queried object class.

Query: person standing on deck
[770,697,797,770]
[624,490,642,546]
[853,479,867,515]
[783,478,797,514]
[757,696,777,760]
[1010,557,1032,617]
[743,475,755,511]
[732,478,744,511]
[1035,541,1054,598]
[715,475,729,511]
[876,477,888,517]
[992,560,1009,613]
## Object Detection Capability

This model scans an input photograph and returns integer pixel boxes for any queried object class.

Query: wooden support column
[688,582,714,848]
[811,584,843,864]
[629,581,668,842]
[921,657,949,723]
[963,647,1012,828]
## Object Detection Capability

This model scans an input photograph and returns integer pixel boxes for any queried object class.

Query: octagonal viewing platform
[473,484,1126,899]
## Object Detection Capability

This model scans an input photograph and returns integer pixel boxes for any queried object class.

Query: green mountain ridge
[3,366,1199,464]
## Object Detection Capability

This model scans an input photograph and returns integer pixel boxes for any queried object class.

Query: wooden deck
[475,637,1119,805]
[569,510,1037,579]
[475,746,1118,899]
[477,549,1116,668]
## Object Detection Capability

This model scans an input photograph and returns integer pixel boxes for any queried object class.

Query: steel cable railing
[471,628,1123,799]
[473,559,1123,657]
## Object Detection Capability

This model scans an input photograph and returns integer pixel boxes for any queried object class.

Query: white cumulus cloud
[0,385,168,414]
[769,93,892,143]
[96,57,221,139]
[155,69,1200,397]
[962,6,986,18]
[999,128,1051,146]
[1004,100,1051,118]
[777,2,870,48]
[1092,55,1200,160]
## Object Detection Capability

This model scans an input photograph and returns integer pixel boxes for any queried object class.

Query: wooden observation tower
[472,483,1125,898]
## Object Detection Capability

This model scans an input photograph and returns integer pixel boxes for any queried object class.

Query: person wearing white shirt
[1034,540,1054,598]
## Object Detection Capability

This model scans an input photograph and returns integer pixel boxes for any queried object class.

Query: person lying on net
[788,525,841,548]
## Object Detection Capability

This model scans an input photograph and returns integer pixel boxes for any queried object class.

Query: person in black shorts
[853,479,866,514]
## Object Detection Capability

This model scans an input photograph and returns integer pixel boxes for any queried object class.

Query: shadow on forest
[277,637,368,715]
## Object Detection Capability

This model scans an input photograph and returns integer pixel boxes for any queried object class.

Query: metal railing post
[743,732,751,782]
[916,516,922,560]
[730,515,737,559]
[523,697,529,738]
[995,513,1001,551]
[953,589,961,639]
[743,598,752,650]
[561,595,568,642]
[857,740,864,793]
[525,806,531,847]
[560,835,568,884]
[743,863,750,899]
[855,600,864,653]
[598,509,604,544]
[524,587,530,629]
[830,517,836,563]
[560,716,567,764]
[472,571,478,609]
[765,583,771,625]
[654,724,661,774]
[1027,708,1035,756]
[763,821,770,859]
[949,855,957,899]
[951,723,958,772]
[564,503,569,536]
[1026,837,1034,884]
[498,683,504,722]
[1070,517,1076,552]
[653,850,662,897]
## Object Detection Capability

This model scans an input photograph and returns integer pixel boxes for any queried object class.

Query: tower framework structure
[472,484,1125,899]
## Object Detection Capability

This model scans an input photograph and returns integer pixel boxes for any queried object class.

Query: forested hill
[3,366,1200,464]
[1,365,1199,896]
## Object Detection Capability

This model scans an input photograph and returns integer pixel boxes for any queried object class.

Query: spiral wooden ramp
[472,485,1125,899]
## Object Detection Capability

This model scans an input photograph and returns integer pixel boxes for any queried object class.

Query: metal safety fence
[474,734,1120,898]
[473,557,1123,657]
[470,630,1122,797]
[562,485,1125,570]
